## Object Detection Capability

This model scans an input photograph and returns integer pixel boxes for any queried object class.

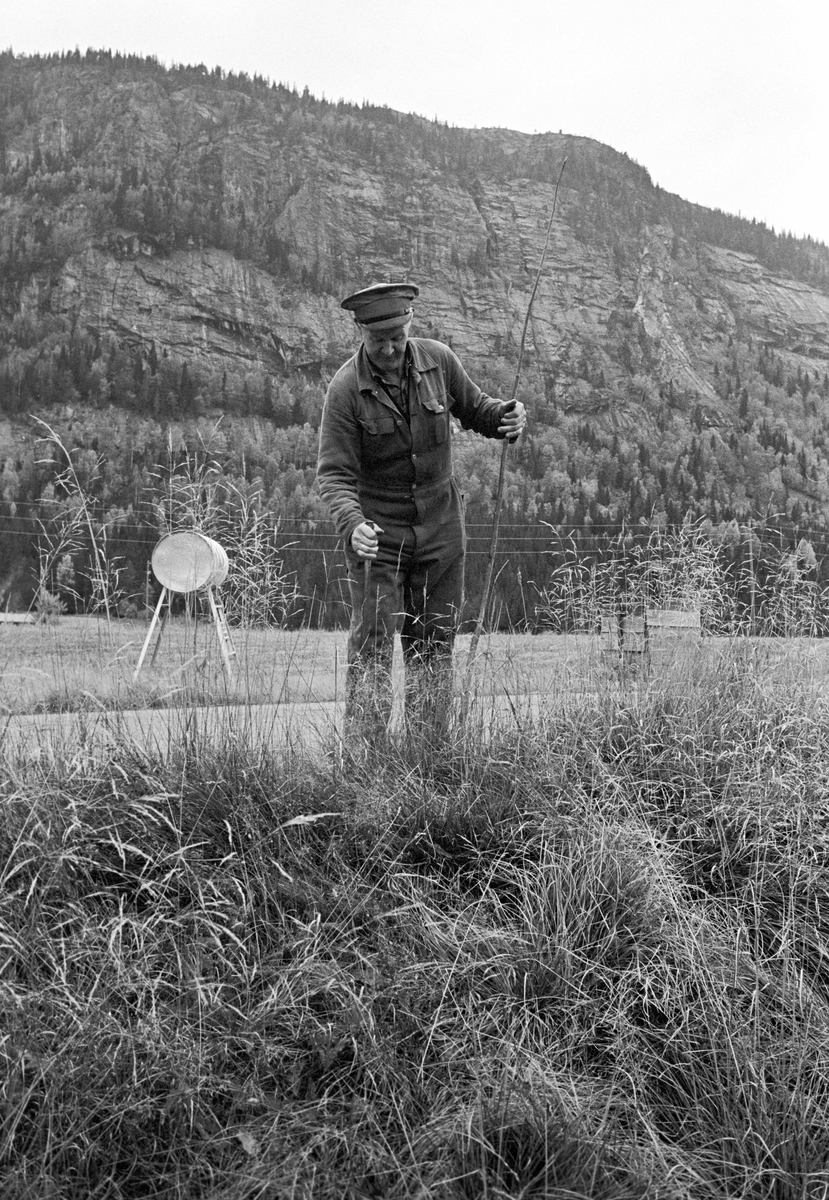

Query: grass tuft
[2,636,829,1196]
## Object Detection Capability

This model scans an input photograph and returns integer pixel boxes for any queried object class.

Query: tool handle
[502,399,520,444]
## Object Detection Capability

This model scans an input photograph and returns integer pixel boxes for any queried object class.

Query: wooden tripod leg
[206,587,237,679]
[150,588,173,667]
[134,587,168,680]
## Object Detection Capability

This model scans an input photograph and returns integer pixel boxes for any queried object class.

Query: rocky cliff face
[19,174,829,399]
[2,52,829,525]
[33,184,829,455]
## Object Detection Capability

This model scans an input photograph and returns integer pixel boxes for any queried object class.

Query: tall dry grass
[536,522,829,640]
[2,636,829,1198]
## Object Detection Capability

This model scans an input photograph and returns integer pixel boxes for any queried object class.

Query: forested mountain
[2,48,829,623]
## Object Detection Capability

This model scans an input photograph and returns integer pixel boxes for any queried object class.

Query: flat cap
[341,282,419,330]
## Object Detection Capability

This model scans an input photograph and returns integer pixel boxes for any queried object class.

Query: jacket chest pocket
[418,388,448,447]
[358,414,400,461]
[358,416,397,437]
[418,409,447,448]
[431,415,447,445]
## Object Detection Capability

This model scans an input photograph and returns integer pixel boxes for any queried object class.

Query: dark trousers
[344,516,464,746]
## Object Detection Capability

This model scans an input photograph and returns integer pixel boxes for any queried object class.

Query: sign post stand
[133,532,236,681]
[134,585,169,679]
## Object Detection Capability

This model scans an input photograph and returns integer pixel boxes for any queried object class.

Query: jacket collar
[354,338,440,396]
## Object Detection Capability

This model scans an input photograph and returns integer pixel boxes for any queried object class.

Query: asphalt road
[1,691,545,761]
[2,699,343,760]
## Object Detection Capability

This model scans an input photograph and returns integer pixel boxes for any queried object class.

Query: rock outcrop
[2,51,829,526]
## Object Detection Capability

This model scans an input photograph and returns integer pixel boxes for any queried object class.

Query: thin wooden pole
[746,520,756,633]
[134,586,167,680]
[466,157,567,668]
[206,586,237,679]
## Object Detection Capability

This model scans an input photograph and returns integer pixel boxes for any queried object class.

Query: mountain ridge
[1,49,829,617]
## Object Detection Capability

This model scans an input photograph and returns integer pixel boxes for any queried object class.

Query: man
[317,282,527,746]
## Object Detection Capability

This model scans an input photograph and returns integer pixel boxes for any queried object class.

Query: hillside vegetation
[1,49,829,622]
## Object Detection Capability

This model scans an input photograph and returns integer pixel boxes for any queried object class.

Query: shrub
[34,586,66,623]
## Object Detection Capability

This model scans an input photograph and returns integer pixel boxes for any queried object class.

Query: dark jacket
[317,337,505,541]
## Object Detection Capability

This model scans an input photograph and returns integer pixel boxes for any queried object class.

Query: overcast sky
[6,0,829,247]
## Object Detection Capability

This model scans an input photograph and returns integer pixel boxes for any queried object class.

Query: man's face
[361,320,411,373]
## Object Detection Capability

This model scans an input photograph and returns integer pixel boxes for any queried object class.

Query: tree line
[2,343,829,624]
[2,50,828,294]
[2,51,829,624]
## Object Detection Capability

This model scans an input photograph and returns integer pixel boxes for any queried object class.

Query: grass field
[2,621,829,1197]
[0,616,618,718]
[3,614,829,717]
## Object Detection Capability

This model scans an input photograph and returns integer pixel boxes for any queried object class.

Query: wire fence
[4,508,829,634]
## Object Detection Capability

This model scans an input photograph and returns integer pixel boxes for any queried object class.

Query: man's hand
[498,399,527,443]
[351,520,383,560]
